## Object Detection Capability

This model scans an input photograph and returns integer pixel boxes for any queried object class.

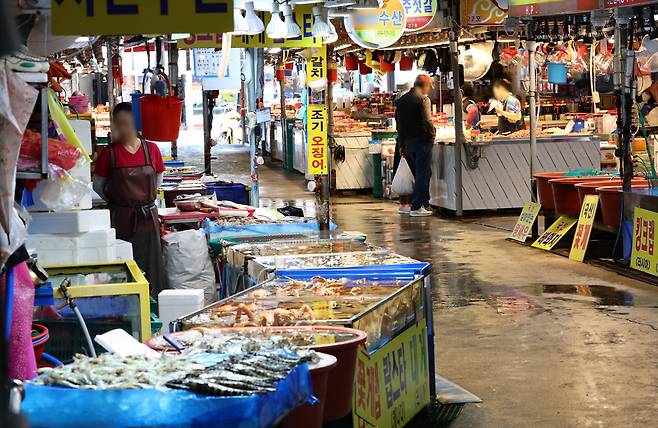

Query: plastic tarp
[22,362,312,428]
[203,218,337,241]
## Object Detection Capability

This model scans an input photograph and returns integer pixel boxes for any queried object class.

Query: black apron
[498,97,525,134]
[104,140,165,297]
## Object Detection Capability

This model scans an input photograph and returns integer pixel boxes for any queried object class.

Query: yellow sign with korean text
[307,105,328,175]
[306,46,327,86]
[532,216,578,251]
[353,320,430,428]
[569,195,599,262]
[510,201,541,242]
[51,0,233,36]
[630,207,658,276]
[177,5,320,49]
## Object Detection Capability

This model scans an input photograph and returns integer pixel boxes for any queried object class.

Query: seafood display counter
[224,238,374,295]
[430,135,603,211]
[174,273,434,427]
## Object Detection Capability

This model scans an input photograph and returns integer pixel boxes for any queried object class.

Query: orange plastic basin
[534,172,565,210]
[576,178,646,204]
[550,176,617,216]
[598,184,650,227]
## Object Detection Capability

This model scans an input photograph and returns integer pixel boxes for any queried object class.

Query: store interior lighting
[324,0,356,8]
[352,0,381,10]
[244,2,265,35]
[281,3,302,39]
[266,3,287,39]
[233,7,250,35]
[312,6,331,38]
[324,16,339,44]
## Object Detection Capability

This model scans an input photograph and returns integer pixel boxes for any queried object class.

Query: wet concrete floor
[183,144,658,427]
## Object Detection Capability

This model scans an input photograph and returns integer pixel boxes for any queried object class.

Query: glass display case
[34,261,151,361]
[176,275,427,353]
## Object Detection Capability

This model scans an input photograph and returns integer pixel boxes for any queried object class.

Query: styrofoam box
[113,239,133,261]
[26,229,116,266]
[28,209,111,235]
[158,289,205,333]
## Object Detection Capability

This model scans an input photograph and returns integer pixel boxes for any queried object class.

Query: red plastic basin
[534,172,565,210]
[598,184,650,228]
[281,352,337,428]
[576,178,646,204]
[550,176,616,216]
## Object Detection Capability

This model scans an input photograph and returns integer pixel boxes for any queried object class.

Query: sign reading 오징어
[52,0,233,35]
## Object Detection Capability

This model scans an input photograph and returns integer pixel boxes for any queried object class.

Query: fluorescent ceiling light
[312,6,331,38]
[233,8,250,36]
[281,4,302,39]
[244,2,264,35]
[266,3,288,39]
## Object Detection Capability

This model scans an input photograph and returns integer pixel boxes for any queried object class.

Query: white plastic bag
[162,229,216,304]
[392,157,414,196]
[38,164,91,212]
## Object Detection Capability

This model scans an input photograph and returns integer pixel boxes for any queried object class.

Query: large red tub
[534,172,565,210]
[576,178,647,204]
[550,176,618,216]
[598,184,650,228]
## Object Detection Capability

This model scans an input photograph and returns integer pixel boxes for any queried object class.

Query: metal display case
[35,261,152,360]
[175,275,426,353]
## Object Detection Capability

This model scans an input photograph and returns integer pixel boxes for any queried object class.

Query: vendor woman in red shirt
[92,102,165,297]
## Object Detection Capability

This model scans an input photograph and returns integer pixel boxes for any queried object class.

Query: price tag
[630,207,658,276]
[510,201,541,242]
[569,195,599,262]
[532,216,577,251]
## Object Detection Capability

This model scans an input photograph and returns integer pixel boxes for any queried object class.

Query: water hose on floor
[59,278,96,358]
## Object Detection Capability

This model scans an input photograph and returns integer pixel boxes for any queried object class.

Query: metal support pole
[280,69,287,167]
[320,45,334,236]
[615,11,633,193]
[249,48,261,207]
[202,90,211,174]
[450,13,464,216]
[105,40,115,112]
[528,37,538,201]
[168,39,179,159]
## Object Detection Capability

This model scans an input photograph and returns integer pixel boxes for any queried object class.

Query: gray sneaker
[410,207,433,217]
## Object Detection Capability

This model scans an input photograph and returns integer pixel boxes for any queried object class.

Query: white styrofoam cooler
[26,228,116,266]
[158,289,205,333]
[28,209,111,235]
[113,239,133,261]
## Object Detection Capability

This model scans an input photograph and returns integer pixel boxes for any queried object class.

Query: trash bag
[162,229,217,304]
[0,60,39,234]
[392,157,415,196]
[36,164,90,212]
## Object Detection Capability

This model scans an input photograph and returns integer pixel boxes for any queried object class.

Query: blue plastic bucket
[547,63,567,84]
[131,91,143,131]
[206,183,248,205]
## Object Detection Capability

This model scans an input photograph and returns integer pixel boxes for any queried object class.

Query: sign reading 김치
[51,0,234,35]
[569,195,598,262]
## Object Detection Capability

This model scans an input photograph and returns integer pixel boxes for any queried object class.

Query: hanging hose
[40,352,63,367]
[59,278,96,358]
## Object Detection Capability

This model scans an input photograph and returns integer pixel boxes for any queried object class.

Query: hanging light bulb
[233,7,250,35]
[352,0,380,9]
[281,4,301,39]
[266,3,287,39]
[244,2,264,35]
[312,6,331,38]
[323,14,338,44]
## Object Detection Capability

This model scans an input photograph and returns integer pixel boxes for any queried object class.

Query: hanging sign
[462,0,508,26]
[307,105,328,175]
[510,201,541,242]
[51,0,234,36]
[345,0,407,49]
[630,207,658,276]
[508,0,600,17]
[402,0,437,31]
[353,320,430,428]
[569,195,599,262]
[532,216,578,251]
[178,5,320,49]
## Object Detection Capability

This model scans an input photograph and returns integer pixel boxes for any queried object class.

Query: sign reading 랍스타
[532,216,578,251]
[569,195,599,262]
[353,320,430,428]
[510,201,541,242]
[630,207,658,276]
[52,0,233,35]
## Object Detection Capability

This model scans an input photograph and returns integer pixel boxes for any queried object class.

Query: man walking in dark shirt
[395,74,435,216]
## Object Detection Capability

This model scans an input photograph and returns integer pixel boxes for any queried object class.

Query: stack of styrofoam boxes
[158,289,205,334]
[26,210,133,265]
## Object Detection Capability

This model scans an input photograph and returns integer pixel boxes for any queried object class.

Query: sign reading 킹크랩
[51,0,234,35]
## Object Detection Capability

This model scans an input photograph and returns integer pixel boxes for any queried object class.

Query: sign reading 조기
[51,0,233,36]
[510,201,541,242]
[630,207,658,276]
[569,195,598,262]
[402,0,437,31]
[353,320,430,428]
[344,0,407,49]
[532,216,577,251]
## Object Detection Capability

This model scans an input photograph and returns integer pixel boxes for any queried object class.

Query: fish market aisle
[256,161,658,427]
